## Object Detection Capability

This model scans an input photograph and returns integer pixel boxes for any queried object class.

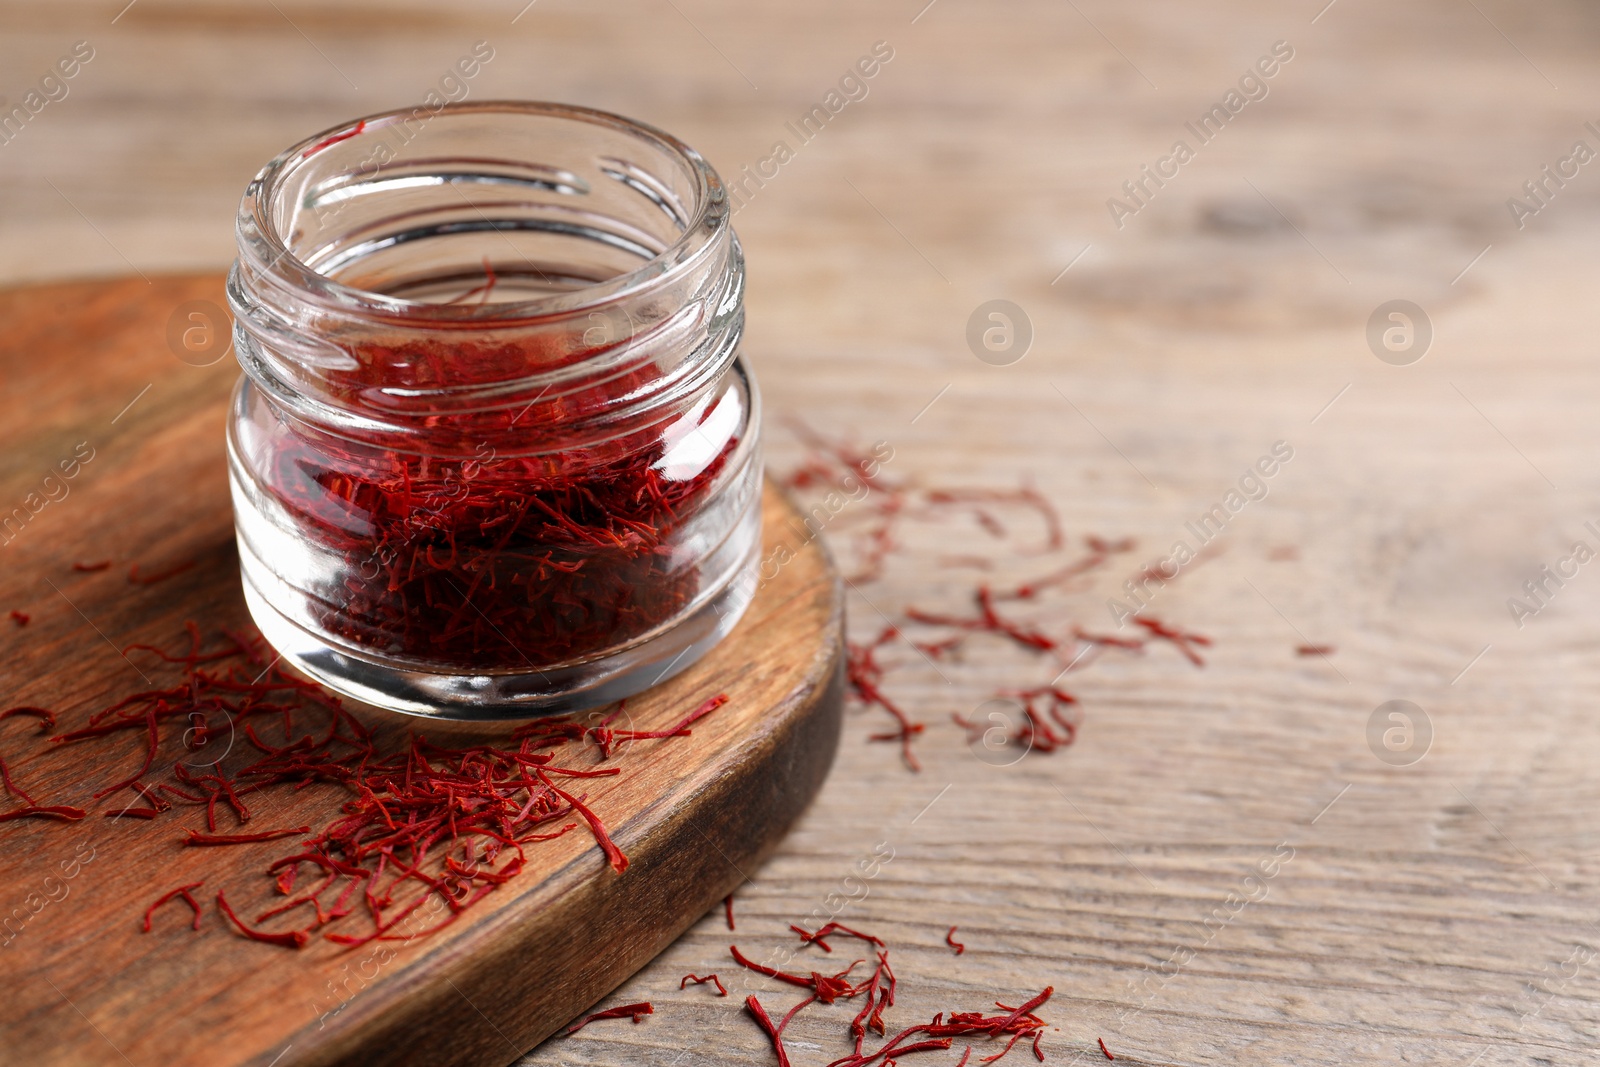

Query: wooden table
[3,1,1598,1064]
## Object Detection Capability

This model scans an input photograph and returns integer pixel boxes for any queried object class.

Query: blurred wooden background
[6,1,1600,1064]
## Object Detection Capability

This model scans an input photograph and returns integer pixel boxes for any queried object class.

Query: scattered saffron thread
[565,1002,652,1034]
[216,889,310,949]
[680,973,728,996]
[183,827,311,846]
[1099,1036,1115,1060]
[946,926,964,955]
[127,560,197,585]
[143,882,204,933]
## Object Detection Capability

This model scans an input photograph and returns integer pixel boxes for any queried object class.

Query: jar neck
[227,102,742,452]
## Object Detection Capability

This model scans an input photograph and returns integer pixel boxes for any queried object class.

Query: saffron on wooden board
[1098,1036,1115,1060]
[144,882,205,932]
[945,926,964,955]
[127,560,197,585]
[0,623,729,949]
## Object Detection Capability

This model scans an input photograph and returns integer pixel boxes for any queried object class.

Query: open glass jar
[226,102,761,719]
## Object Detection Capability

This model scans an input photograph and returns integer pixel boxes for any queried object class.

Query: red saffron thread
[306,119,367,156]
[0,805,86,823]
[184,827,311,846]
[143,882,205,932]
[0,706,56,807]
[1098,1036,1115,1060]
[127,560,197,585]
[724,892,736,931]
[946,926,964,954]
[565,1002,653,1034]
[745,996,793,1067]
[791,921,885,953]
[680,973,728,996]
[216,889,310,949]
[8,610,28,627]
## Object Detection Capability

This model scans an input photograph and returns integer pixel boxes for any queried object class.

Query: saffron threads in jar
[227,103,762,714]
[256,382,742,671]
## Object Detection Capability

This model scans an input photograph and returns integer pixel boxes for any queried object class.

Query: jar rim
[236,100,727,324]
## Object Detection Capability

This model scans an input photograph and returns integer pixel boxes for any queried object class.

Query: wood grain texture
[0,274,844,1067]
[6,2,1600,1065]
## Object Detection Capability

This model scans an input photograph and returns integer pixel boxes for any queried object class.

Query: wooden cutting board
[0,274,844,1067]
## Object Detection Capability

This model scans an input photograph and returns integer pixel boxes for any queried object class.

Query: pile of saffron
[774,426,1214,771]
[712,916,1052,1065]
[0,621,727,948]
[253,322,741,671]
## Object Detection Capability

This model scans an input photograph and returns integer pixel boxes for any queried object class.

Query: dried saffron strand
[906,587,1057,653]
[8,610,28,626]
[184,827,310,846]
[0,805,86,822]
[1133,616,1211,666]
[0,706,57,808]
[946,926,964,954]
[565,1002,652,1034]
[729,944,818,991]
[127,560,197,585]
[0,707,56,729]
[791,921,885,953]
[725,892,737,931]
[216,889,310,948]
[143,882,204,932]
[846,627,925,772]
[680,973,728,996]
[744,996,794,1067]
[1098,1037,1115,1060]
[921,486,1064,554]
[305,119,366,156]
[955,686,1079,756]
[535,770,628,873]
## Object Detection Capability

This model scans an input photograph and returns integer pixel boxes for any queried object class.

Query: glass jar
[226,102,761,720]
